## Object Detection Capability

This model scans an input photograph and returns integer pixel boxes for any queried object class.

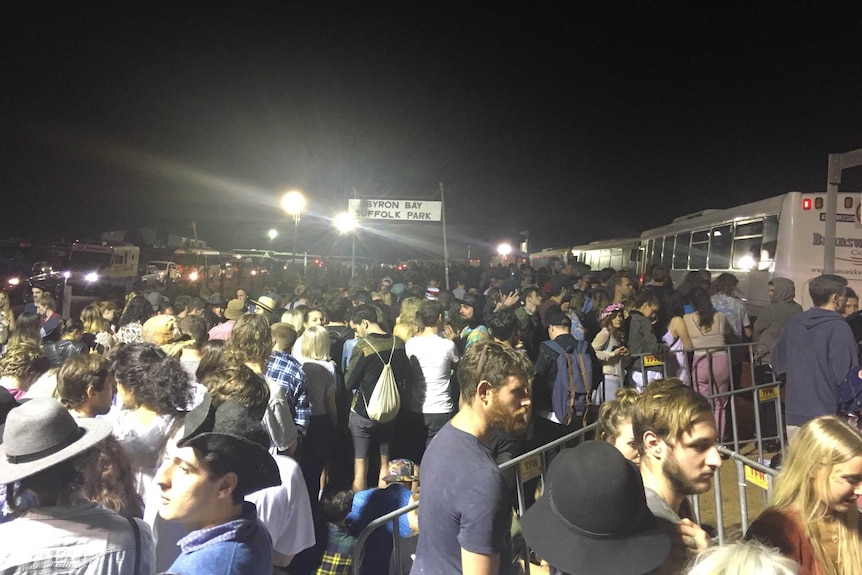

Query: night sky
[4,2,862,261]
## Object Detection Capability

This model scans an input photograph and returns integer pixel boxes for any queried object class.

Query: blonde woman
[596,387,642,464]
[393,297,422,343]
[746,415,862,575]
[0,290,16,342]
[300,325,338,502]
[80,303,115,354]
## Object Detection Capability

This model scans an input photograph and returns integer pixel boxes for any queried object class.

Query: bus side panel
[774,192,862,310]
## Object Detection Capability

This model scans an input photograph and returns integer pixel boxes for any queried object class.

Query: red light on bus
[802,198,812,210]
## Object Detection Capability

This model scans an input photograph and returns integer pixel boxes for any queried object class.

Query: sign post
[347,195,448,287]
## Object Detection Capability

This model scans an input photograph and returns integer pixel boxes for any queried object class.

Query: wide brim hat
[207,293,228,307]
[520,441,669,575]
[250,296,275,315]
[224,298,246,321]
[177,394,281,493]
[0,398,112,484]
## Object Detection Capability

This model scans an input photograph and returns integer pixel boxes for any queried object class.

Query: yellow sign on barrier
[758,386,779,402]
[745,465,769,490]
[519,455,543,483]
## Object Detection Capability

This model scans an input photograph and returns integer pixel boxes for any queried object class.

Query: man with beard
[413,341,532,575]
[633,378,721,573]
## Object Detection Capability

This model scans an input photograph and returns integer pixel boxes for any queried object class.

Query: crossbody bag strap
[127,516,141,575]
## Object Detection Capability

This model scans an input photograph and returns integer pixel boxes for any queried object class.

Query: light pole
[334,211,358,279]
[281,190,306,272]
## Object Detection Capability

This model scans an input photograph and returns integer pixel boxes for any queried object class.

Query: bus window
[673,232,690,269]
[761,214,778,264]
[732,220,763,270]
[689,230,709,269]
[708,225,732,269]
[661,236,674,269]
[646,239,659,267]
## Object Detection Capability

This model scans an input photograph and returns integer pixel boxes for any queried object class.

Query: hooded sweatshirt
[752,278,803,362]
[772,306,859,426]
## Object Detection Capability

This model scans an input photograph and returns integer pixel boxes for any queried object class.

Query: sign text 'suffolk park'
[348,199,442,221]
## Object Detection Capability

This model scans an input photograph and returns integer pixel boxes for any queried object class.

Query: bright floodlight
[497,243,512,256]
[334,212,357,234]
[281,190,306,217]
[268,229,278,240]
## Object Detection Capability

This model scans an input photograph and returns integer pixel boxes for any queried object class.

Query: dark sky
[3,2,862,261]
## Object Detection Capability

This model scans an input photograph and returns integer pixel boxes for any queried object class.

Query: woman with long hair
[115,295,153,345]
[663,291,694,385]
[80,303,115,354]
[746,416,862,575]
[0,291,16,349]
[8,311,41,348]
[683,287,731,441]
[591,303,629,404]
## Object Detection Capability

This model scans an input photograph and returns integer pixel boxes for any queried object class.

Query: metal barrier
[351,342,788,574]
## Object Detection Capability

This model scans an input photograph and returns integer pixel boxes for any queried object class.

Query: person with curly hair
[0,341,51,399]
[107,343,192,498]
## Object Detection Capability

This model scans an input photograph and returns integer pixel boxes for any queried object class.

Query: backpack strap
[362,336,397,366]
[546,340,576,425]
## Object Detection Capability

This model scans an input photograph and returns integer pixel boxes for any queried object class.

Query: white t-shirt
[246,454,316,558]
[405,335,459,414]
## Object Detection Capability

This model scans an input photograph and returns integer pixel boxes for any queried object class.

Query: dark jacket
[346,333,413,419]
[627,311,666,371]
[42,339,88,368]
[533,333,602,415]
[752,278,803,362]
[773,306,859,426]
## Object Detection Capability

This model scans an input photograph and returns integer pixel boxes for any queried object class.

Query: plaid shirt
[315,524,354,575]
[266,350,310,433]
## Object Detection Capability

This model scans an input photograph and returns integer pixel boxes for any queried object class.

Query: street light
[281,190,306,271]
[268,229,278,241]
[334,212,358,279]
[497,243,512,257]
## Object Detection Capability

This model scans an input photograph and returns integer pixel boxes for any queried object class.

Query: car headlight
[85,272,99,282]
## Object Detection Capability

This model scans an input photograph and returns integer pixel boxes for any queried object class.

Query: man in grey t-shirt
[413,342,532,575]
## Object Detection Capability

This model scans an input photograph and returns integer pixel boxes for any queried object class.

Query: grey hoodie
[752,278,803,362]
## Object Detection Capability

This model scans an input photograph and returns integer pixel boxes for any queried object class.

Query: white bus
[529,238,642,272]
[640,191,862,313]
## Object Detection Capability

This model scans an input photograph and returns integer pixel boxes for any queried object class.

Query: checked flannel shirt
[314,524,354,575]
[266,350,310,435]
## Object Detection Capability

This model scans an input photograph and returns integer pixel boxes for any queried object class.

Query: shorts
[349,410,397,459]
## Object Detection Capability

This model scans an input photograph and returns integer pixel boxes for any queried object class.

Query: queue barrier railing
[353,341,788,574]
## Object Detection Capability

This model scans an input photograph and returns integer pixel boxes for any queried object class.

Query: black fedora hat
[178,394,280,494]
[520,441,669,575]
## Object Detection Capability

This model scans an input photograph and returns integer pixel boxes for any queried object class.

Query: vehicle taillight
[802,198,812,210]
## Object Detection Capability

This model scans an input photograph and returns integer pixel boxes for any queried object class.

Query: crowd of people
[0,258,860,574]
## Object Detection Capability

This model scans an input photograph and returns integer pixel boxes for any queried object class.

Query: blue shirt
[168,502,273,575]
[346,484,413,575]
[266,350,310,433]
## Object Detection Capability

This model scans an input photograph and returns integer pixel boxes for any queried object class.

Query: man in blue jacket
[773,274,859,440]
